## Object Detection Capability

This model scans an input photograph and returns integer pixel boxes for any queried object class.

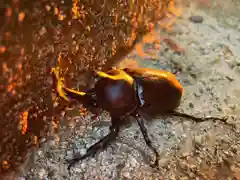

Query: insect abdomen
[123,67,184,116]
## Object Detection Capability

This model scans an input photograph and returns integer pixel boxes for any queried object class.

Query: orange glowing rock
[19,111,28,135]
[2,160,10,169]
[136,43,147,58]
[6,7,12,17]
[18,12,25,22]
[0,46,6,53]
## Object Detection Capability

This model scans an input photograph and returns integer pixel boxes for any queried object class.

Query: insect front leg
[134,114,160,168]
[67,116,120,172]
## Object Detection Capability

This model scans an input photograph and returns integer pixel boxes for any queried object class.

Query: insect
[51,66,229,172]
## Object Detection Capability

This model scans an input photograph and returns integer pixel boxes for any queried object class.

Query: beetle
[51,66,229,171]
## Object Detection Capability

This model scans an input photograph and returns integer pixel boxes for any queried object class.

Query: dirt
[8,0,240,180]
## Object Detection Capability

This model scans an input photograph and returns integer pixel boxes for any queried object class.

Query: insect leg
[67,117,120,172]
[168,111,230,126]
[135,114,160,167]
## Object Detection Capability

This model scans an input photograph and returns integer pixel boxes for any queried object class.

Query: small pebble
[122,171,131,178]
[194,135,204,145]
[37,150,44,158]
[38,168,47,179]
[79,148,86,155]
[189,16,204,23]
[66,150,73,158]
[47,139,56,147]
[178,161,188,170]
[189,102,194,108]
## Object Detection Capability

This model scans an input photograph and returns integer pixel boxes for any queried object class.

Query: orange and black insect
[51,66,228,172]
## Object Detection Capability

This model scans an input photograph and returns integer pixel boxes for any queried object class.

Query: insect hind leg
[168,111,231,126]
[134,114,160,168]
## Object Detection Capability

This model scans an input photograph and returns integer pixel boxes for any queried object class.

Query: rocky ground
[12,1,240,180]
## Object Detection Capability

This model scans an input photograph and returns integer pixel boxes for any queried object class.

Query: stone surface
[18,0,240,179]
